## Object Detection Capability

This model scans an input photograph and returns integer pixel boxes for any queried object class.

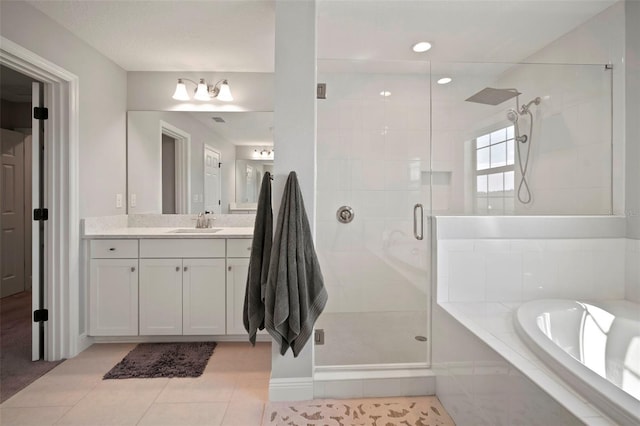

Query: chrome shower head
[520,97,542,114]
[465,87,521,106]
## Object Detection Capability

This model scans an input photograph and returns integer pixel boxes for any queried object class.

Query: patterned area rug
[103,342,216,379]
[264,396,455,426]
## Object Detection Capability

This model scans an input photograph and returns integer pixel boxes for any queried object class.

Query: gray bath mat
[103,342,217,379]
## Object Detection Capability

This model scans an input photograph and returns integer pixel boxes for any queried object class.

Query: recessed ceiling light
[412,42,432,53]
[437,77,452,85]
[380,91,391,97]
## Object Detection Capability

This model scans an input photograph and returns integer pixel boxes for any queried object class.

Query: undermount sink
[168,228,222,234]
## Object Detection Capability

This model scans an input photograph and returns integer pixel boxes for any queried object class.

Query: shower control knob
[336,206,354,224]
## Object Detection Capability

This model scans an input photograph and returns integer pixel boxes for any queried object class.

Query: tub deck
[438,300,621,425]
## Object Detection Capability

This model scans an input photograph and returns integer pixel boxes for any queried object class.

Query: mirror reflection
[127,111,273,214]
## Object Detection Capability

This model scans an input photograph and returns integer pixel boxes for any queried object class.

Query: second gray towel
[265,171,328,357]
[243,171,272,345]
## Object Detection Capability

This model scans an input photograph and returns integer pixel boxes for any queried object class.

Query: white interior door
[0,128,26,298]
[204,146,220,214]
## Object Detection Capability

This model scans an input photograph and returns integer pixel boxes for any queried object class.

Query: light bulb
[172,79,190,101]
[194,79,210,101]
[216,81,233,101]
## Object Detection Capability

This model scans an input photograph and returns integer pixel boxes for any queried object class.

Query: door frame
[0,36,82,361]
[203,144,221,214]
[159,121,190,214]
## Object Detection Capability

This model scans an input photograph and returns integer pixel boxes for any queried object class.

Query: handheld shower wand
[510,96,541,204]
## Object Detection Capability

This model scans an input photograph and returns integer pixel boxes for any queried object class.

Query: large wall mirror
[127,111,273,214]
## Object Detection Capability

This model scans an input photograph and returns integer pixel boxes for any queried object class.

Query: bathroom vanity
[83,216,265,341]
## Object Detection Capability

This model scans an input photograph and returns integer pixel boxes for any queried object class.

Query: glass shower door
[315,60,431,367]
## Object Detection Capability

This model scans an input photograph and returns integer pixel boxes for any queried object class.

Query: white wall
[0,1,128,218]
[127,72,274,112]
[626,0,640,239]
[269,0,317,401]
[625,0,640,302]
[127,111,235,214]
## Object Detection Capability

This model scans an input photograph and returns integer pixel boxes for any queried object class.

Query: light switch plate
[130,193,137,207]
[116,193,123,208]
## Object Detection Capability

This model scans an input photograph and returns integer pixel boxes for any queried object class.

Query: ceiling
[26,0,617,73]
[27,0,276,72]
[18,1,617,145]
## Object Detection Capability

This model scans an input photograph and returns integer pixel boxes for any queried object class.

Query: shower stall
[314,60,613,370]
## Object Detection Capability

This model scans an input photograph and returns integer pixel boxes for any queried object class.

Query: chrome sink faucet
[196,212,208,228]
[195,212,214,228]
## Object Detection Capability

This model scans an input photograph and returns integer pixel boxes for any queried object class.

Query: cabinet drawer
[227,238,253,258]
[140,239,225,258]
[90,239,138,259]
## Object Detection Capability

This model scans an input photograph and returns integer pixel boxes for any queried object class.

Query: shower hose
[514,109,534,204]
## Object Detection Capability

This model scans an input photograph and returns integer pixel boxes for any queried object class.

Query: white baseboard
[269,377,314,401]
[314,367,436,399]
[76,334,94,355]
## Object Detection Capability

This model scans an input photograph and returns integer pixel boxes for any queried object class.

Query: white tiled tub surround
[433,216,629,425]
[626,238,640,302]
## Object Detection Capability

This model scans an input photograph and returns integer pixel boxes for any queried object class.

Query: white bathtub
[515,299,640,425]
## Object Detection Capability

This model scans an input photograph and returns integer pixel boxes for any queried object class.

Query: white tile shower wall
[431,3,623,216]
[437,238,626,303]
[317,69,430,314]
[626,238,640,302]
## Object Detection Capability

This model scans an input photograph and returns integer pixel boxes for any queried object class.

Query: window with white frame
[474,125,515,214]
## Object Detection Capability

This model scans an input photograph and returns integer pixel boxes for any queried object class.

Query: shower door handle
[413,203,424,241]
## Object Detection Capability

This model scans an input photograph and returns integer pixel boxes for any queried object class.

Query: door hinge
[317,83,327,99]
[33,107,48,120]
[34,309,48,322]
[33,208,48,221]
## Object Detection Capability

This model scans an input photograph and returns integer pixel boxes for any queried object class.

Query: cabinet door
[89,259,138,336]
[139,258,183,335]
[182,258,226,335]
[226,258,252,335]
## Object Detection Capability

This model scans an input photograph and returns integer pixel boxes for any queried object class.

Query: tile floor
[0,342,454,426]
[0,342,271,426]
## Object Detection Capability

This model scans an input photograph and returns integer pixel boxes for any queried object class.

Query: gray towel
[243,171,272,345]
[265,171,328,357]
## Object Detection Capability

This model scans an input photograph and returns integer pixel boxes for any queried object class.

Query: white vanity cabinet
[87,235,255,339]
[226,238,264,335]
[139,239,226,336]
[89,240,139,336]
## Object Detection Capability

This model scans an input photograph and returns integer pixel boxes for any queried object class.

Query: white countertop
[82,227,254,239]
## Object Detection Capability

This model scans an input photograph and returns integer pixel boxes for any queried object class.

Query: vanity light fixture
[412,41,432,53]
[172,78,234,101]
[380,91,392,97]
[254,148,274,158]
[437,77,452,85]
